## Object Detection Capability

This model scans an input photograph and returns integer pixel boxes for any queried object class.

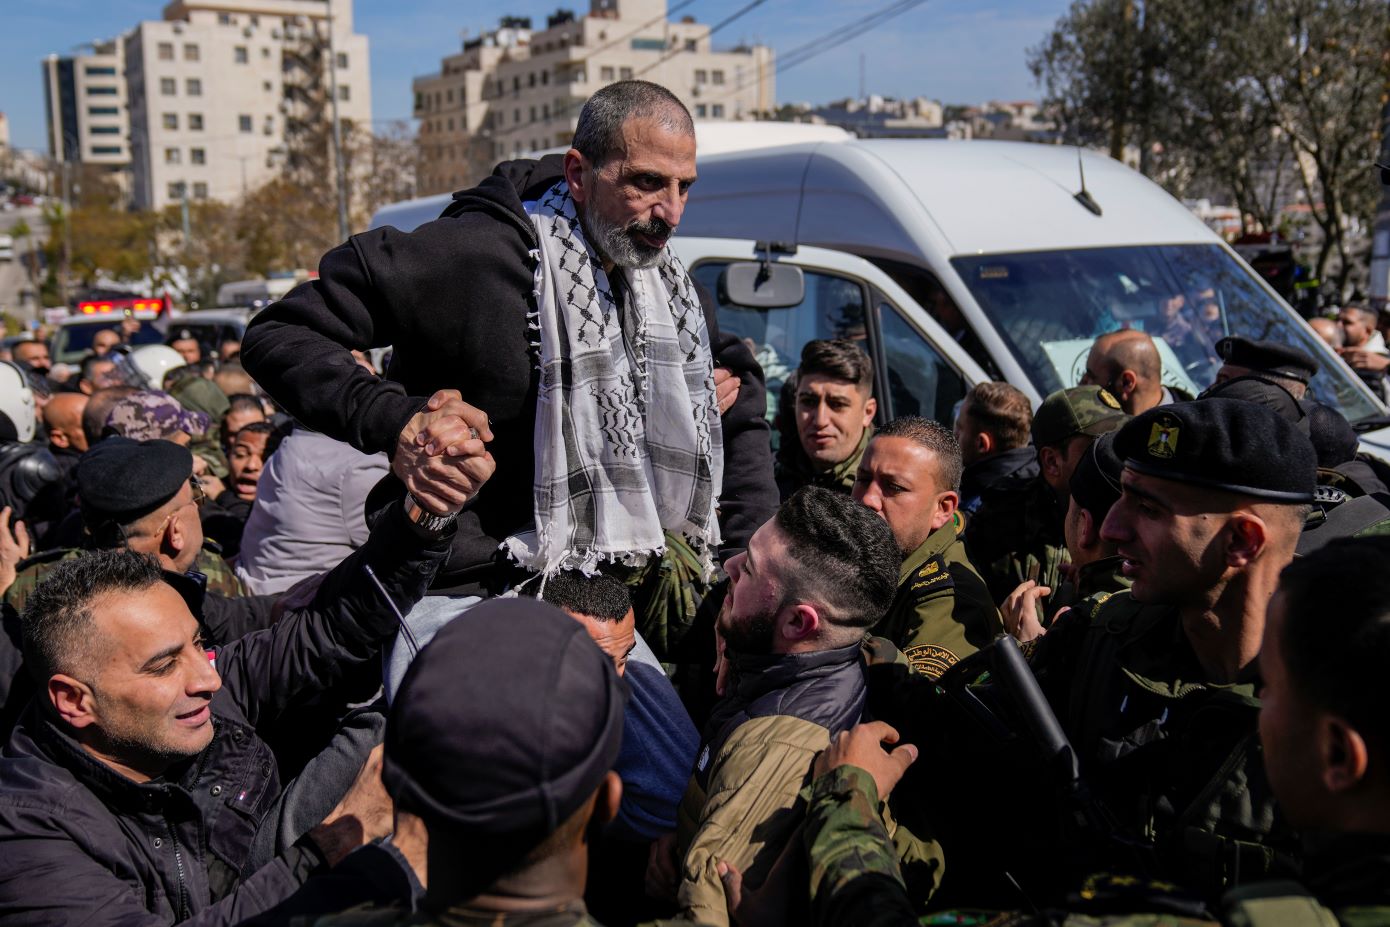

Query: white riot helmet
[0,361,36,443]
[111,344,186,390]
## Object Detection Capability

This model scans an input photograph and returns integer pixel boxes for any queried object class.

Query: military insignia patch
[909,556,955,597]
[1147,418,1179,459]
[1098,388,1122,410]
[904,644,959,680]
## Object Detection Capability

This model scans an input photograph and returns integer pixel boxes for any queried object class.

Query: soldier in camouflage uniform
[964,385,1128,606]
[775,339,878,501]
[852,417,1000,679]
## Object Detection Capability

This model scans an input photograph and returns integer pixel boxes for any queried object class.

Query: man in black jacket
[241,80,776,606]
[0,486,458,925]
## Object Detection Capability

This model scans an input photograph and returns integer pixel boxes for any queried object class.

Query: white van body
[216,276,301,310]
[0,235,14,262]
[368,137,1390,457]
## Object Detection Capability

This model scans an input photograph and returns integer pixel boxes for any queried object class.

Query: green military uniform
[1046,554,1131,621]
[5,542,246,615]
[1032,591,1299,898]
[774,426,872,501]
[874,512,1001,679]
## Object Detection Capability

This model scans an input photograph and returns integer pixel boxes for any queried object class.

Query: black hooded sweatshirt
[243,156,777,592]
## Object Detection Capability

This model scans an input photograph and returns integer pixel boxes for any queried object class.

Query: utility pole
[325,0,350,241]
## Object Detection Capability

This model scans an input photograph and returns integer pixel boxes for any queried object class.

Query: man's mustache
[627,217,675,239]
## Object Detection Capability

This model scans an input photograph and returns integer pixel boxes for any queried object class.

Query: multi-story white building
[42,40,133,193]
[413,0,775,195]
[123,0,370,212]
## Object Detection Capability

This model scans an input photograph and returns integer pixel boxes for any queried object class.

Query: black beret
[1069,431,1124,520]
[1114,399,1316,502]
[383,598,625,837]
[1215,336,1318,384]
[1305,403,1359,469]
[77,437,193,525]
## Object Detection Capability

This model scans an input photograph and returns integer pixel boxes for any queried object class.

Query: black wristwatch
[403,494,458,535]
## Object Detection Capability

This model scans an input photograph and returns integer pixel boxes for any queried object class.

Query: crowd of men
[0,79,1386,927]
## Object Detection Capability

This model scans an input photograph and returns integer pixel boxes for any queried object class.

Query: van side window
[875,297,967,426]
[872,258,1001,379]
[691,261,868,442]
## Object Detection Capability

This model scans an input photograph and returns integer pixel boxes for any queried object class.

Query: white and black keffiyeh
[503,182,723,577]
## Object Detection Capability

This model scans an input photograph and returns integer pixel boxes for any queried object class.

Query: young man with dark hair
[647,486,907,926]
[953,381,1033,514]
[1338,303,1389,400]
[853,416,999,679]
[0,475,460,925]
[776,339,878,500]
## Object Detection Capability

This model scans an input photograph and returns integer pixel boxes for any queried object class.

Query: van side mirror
[720,262,805,309]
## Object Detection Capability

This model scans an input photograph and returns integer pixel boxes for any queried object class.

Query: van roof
[684,139,1216,260]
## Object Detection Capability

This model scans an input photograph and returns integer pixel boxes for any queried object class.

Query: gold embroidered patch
[1147,420,1179,459]
[904,643,959,680]
[1098,388,1122,410]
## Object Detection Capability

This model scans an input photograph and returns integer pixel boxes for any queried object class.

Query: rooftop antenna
[1074,147,1102,216]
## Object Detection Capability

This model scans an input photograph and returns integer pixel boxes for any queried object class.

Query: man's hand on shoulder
[812,722,918,801]
[394,389,496,514]
[714,367,741,416]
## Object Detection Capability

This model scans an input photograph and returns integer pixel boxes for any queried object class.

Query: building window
[542,71,549,85]
[184,43,199,61]
[263,118,274,135]
[529,72,536,87]
[262,46,271,58]
[542,103,550,119]
[513,76,520,92]
[158,41,174,61]
[239,114,252,133]
[694,69,707,84]
[165,147,181,164]
[163,112,179,130]
[189,113,204,130]
[336,52,348,68]
[712,70,725,85]
[446,88,453,103]
[160,77,177,96]
[90,125,121,135]
[88,106,119,116]
[695,104,707,117]
[218,12,233,25]
[338,85,350,101]
[513,109,520,123]
[85,65,117,77]
[711,104,725,118]
[186,78,202,96]
[529,106,536,122]
[193,182,208,199]
[234,46,248,64]
[191,147,206,164]
[92,145,122,155]
[263,80,273,92]
[86,86,119,96]
[168,181,187,200]
[684,38,697,52]
[600,66,614,81]
[619,67,633,79]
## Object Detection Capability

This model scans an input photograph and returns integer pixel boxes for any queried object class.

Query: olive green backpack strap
[1223,882,1341,927]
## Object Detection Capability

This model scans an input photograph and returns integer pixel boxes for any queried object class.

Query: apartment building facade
[42,40,133,193]
[122,0,371,212]
[413,0,775,194]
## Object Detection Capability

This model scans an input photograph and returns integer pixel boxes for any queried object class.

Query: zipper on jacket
[168,822,190,921]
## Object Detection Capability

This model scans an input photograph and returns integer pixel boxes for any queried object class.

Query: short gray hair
[571,80,694,167]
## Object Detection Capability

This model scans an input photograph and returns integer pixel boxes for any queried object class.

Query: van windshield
[951,244,1382,425]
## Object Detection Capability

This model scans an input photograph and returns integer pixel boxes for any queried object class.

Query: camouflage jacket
[5,542,247,616]
[873,514,1001,679]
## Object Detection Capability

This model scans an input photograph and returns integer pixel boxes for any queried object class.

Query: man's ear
[931,490,960,532]
[1225,513,1268,569]
[782,603,822,643]
[1321,714,1370,794]
[166,511,188,558]
[49,428,70,450]
[862,396,878,427]
[592,770,623,826]
[1039,446,1063,484]
[49,674,97,729]
[1079,508,1101,549]
[563,149,588,205]
[1118,369,1139,399]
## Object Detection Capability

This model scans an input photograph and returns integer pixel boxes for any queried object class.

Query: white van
[0,235,14,263]
[215,275,303,310]
[369,138,1390,455]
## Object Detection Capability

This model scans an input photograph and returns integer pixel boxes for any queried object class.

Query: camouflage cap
[1032,385,1128,449]
[104,389,210,442]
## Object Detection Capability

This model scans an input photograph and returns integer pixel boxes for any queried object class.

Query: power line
[633,0,772,77]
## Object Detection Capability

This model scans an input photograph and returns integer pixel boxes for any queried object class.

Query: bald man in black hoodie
[243,83,776,633]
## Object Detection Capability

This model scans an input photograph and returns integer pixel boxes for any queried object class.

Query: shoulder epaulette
[907,553,955,602]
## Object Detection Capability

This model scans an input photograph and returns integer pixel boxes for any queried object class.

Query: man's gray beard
[579,209,667,271]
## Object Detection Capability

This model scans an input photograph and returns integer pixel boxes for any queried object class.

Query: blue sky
[2,0,1071,151]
